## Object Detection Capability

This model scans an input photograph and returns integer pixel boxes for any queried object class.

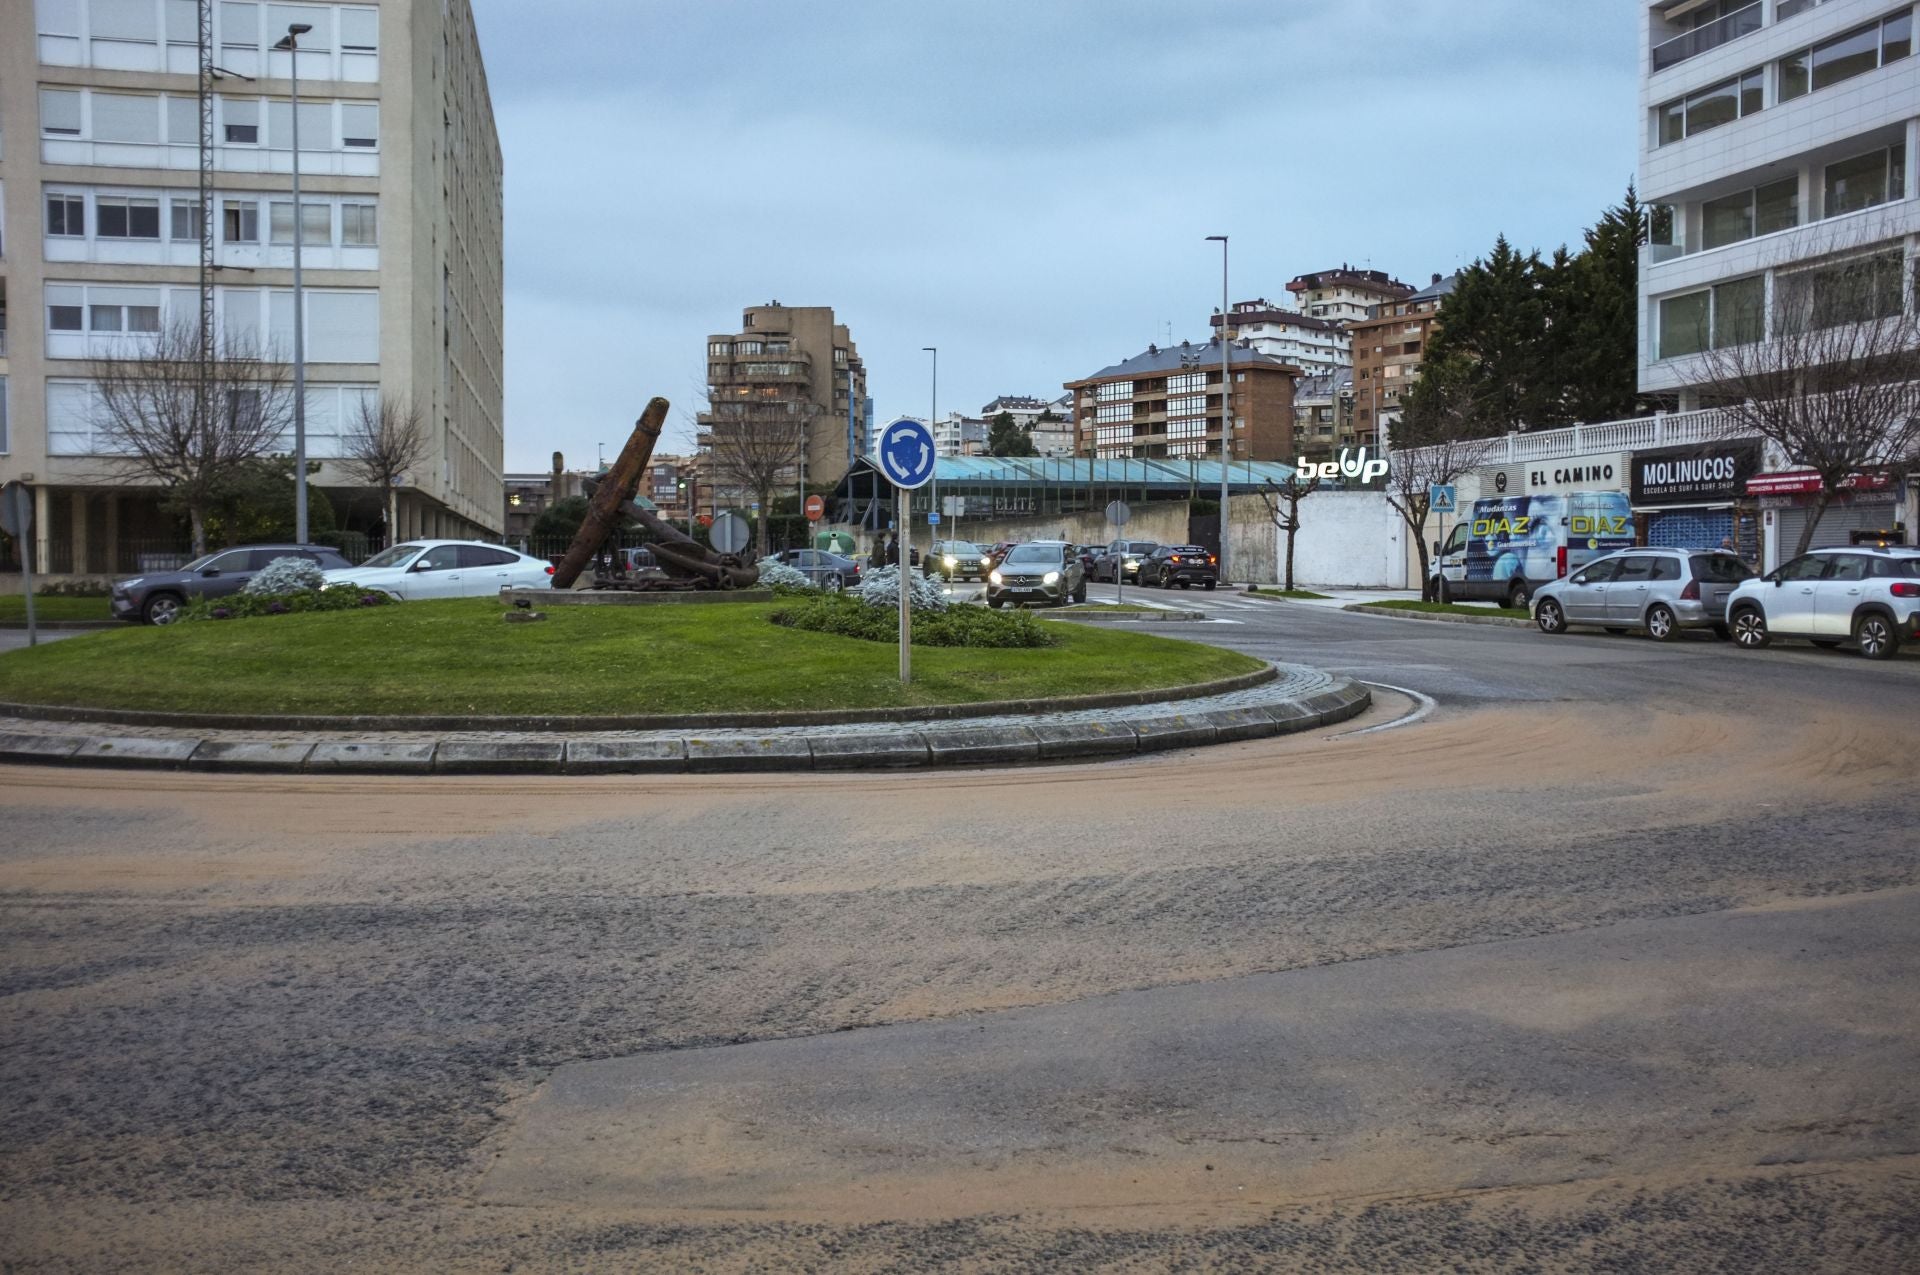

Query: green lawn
[0,595,114,622]
[1243,589,1331,600]
[0,598,1263,717]
[1356,600,1530,620]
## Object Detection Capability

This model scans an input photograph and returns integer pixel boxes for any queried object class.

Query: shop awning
[1746,471,1892,497]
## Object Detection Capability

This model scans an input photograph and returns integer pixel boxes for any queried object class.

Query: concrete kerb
[1341,602,1534,629]
[1043,610,1209,624]
[0,668,1376,776]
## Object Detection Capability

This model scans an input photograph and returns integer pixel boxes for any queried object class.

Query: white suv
[1726,546,1920,659]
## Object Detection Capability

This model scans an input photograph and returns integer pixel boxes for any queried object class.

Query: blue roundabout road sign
[877,417,937,490]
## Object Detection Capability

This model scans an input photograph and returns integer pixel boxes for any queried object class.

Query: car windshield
[360,543,426,569]
[177,552,220,572]
[944,543,981,555]
[1126,542,1158,554]
[1005,545,1061,565]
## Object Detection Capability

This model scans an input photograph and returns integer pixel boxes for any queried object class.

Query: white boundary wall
[1278,491,1406,588]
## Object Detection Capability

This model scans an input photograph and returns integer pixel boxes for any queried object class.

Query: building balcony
[1650,1,1763,72]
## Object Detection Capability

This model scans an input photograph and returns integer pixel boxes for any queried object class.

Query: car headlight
[1043,571,1060,585]
[121,578,144,589]
[989,570,1003,585]
[944,555,957,566]
[1123,559,1137,570]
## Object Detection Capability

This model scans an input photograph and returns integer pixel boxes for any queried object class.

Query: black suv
[110,543,353,625]
[1139,544,1218,590]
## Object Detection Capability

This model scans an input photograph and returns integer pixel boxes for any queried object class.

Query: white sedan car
[322,540,555,600]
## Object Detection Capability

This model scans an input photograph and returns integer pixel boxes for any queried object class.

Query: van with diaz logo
[1431,491,1633,610]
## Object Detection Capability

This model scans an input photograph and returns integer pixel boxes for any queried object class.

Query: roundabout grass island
[0,598,1266,720]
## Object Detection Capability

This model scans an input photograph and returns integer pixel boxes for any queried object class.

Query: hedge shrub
[770,593,1055,648]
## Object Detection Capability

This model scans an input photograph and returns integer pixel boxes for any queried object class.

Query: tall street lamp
[1206,234,1230,582]
[273,22,314,543]
[923,346,937,548]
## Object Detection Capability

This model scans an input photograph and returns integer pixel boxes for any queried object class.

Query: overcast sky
[472,0,1643,471]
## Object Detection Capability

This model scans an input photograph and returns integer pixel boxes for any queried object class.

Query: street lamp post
[273,23,314,543]
[923,346,937,554]
[1206,235,1230,583]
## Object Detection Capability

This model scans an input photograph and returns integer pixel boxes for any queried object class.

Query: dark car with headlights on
[1091,539,1160,583]
[986,540,1087,607]
[928,540,988,581]
[1139,544,1218,590]
[111,543,352,625]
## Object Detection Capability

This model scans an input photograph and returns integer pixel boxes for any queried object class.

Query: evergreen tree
[1557,183,1647,423]
[986,411,1038,457]
[1423,234,1556,433]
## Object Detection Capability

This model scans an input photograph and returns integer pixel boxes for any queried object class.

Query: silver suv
[986,540,1087,607]
[1532,548,1755,641]
[1726,546,1920,659]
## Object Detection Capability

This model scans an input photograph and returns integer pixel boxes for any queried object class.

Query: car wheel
[1853,613,1899,660]
[1810,638,1842,649]
[1645,603,1678,642]
[1730,606,1769,649]
[987,597,1004,609]
[1204,580,1216,591]
[1506,579,1531,611]
[1536,598,1567,634]
[1074,581,1087,603]
[142,592,184,625]
[1180,581,1192,590]
[825,573,844,593]
[1436,577,1453,605]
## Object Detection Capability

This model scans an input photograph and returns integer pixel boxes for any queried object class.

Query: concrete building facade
[1349,272,1456,448]
[1065,338,1300,463]
[1285,266,1414,324]
[1637,0,1919,552]
[699,302,867,500]
[0,0,505,577]
[1209,299,1351,376]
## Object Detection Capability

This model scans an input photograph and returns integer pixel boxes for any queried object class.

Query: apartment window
[1780,11,1911,100]
[97,196,161,239]
[1657,67,1764,145]
[1702,177,1800,248]
[41,88,83,136]
[1823,143,1906,217]
[1658,290,1711,358]
[737,340,763,354]
[267,5,330,47]
[1712,277,1764,347]
[708,341,730,357]
[169,198,203,241]
[223,198,259,243]
[90,303,161,333]
[1168,394,1206,417]
[1094,403,1131,423]
[833,347,847,366]
[341,102,378,148]
[268,100,332,149]
[340,7,378,51]
[46,193,86,237]
[1095,380,1132,402]
[1168,372,1205,393]
[223,98,259,144]
[50,304,83,331]
[269,200,331,244]
[340,202,376,245]
[94,0,160,41]
[1778,248,1905,330]
[92,93,161,143]
[165,95,198,145]
[765,341,789,354]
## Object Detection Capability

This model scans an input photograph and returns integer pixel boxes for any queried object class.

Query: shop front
[1629,439,1762,560]
[1747,469,1906,569]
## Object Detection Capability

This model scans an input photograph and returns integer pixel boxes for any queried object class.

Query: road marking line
[1331,682,1438,737]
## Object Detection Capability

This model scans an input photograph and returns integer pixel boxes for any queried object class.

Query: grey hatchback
[1532,548,1755,641]
[110,543,353,625]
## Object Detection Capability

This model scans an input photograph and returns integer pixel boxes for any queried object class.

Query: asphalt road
[2,597,1916,1271]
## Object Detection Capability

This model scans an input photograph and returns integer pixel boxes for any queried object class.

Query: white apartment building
[1638,0,1918,551]
[1210,299,1351,377]
[1640,0,1915,396]
[0,0,504,579]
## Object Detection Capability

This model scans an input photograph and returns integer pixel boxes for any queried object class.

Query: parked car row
[109,540,556,623]
[1532,545,1920,659]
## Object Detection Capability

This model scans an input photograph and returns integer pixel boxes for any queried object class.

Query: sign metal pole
[896,482,910,683]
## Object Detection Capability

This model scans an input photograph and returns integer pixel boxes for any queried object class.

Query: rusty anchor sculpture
[548,397,761,592]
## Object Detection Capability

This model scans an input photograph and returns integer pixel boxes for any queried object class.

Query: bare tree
[88,317,296,555]
[336,394,430,546]
[1388,354,1501,600]
[700,380,806,558]
[1257,472,1320,591]
[1693,249,1920,557]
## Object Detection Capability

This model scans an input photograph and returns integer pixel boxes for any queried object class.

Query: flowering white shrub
[755,555,815,590]
[853,564,949,612]
[243,555,327,595]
